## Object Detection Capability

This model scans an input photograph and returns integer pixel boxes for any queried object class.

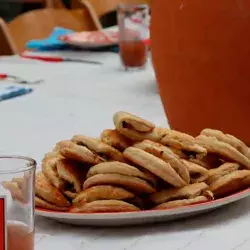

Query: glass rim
[0,155,36,174]
[117,3,149,10]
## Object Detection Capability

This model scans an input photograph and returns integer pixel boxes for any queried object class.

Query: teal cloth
[26,27,74,51]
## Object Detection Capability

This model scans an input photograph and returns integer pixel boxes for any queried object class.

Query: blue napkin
[0,84,33,102]
[26,27,74,51]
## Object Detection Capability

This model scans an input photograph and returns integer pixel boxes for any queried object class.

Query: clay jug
[151,0,250,143]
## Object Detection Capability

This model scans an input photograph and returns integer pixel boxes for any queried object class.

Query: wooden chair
[0,8,98,55]
[45,0,84,9]
[45,0,65,8]
[0,18,18,55]
[17,0,65,8]
[77,0,151,29]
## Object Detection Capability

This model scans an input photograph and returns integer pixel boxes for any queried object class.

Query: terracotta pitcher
[151,0,250,143]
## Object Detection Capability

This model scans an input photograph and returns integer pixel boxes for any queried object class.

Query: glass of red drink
[117,4,150,71]
[0,156,36,250]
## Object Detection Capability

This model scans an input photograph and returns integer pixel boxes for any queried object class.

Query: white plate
[35,187,250,226]
[59,26,119,49]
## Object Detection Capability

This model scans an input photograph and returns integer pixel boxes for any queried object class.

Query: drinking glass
[0,156,36,250]
[117,4,150,70]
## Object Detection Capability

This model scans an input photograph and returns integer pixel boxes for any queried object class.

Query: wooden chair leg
[77,0,103,30]
[0,18,18,55]
[45,0,65,8]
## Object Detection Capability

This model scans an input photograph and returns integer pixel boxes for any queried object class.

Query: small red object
[19,53,101,65]
[20,54,63,62]
[144,39,150,46]
[0,197,6,250]
[0,73,43,84]
[0,74,7,80]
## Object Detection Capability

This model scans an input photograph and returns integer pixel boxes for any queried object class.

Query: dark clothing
[0,3,23,21]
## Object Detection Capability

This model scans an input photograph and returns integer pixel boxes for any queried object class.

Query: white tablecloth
[1,52,250,250]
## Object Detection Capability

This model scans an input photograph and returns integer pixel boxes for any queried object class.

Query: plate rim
[61,40,118,48]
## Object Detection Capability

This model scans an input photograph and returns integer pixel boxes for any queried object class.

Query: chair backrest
[78,0,150,29]
[0,18,18,56]
[1,8,98,53]
[45,0,65,8]
[81,0,150,18]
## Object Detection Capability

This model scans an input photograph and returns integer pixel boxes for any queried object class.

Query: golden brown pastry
[53,140,73,153]
[209,170,250,197]
[124,147,186,187]
[206,162,240,185]
[11,177,24,190]
[57,158,82,193]
[35,196,69,211]
[113,111,167,141]
[114,112,207,158]
[70,200,140,213]
[150,182,209,205]
[7,172,33,201]
[160,130,207,157]
[72,135,126,162]
[59,140,104,165]
[203,190,214,200]
[72,185,134,207]
[114,111,155,133]
[11,174,32,202]
[100,129,132,151]
[128,196,148,209]
[35,172,70,207]
[43,150,61,158]
[195,135,250,169]
[63,191,77,199]
[181,160,209,183]
[42,153,85,199]
[133,140,190,184]
[189,154,221,169]
[86,161,157,185]
[2,181,23,202]
[83,173,156,194]
[169,147,189,159]
[201,129,250,159]
[42,154,65,190]
[153,196,209,210]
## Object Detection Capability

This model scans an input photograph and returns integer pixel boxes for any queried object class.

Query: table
[1,51,250,250]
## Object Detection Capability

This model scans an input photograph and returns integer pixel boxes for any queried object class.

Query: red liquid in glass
[7,223,34,250]
[119,40,147,68]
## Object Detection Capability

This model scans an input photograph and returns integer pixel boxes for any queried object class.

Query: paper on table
[0,84,32,102]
